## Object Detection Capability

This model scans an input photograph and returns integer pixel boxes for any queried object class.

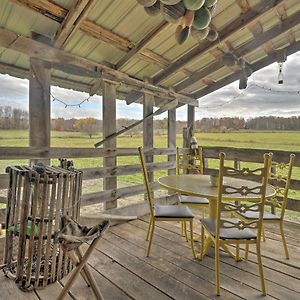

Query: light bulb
[278,63,284,84]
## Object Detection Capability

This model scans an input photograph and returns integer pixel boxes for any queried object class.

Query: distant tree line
[196,116,300,132]
[2,106,300,135]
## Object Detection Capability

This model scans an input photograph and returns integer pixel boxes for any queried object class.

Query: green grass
[1,129,300,189]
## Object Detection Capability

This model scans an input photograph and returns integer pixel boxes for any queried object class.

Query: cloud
[1,52,300,120]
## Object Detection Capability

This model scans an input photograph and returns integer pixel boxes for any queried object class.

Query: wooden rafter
[125,0,285,104]
[116,21,168,70]
[172,8,300,93]
[54,0,97,48]
[192,40,300,99]
[10,0,176,73]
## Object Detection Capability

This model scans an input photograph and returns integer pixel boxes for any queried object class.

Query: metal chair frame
[243,153,295,259]
[176,147,209,236]
[138,147,196,259]
[200,152,271,296]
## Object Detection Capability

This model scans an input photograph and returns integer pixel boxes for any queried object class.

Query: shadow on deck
[1,215,300,300]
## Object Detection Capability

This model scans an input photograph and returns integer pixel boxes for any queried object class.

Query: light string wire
[31,63,95,109]
[195,81,300,112]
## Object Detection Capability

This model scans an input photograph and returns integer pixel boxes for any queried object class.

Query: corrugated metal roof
[0,0,300,103]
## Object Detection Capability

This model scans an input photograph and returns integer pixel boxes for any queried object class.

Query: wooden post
[143,92,154,184]
[187,104,195,148]
[29,58,51,165]
[102,80,117,210]
[168,108,176,175]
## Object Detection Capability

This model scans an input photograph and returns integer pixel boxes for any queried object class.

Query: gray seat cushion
[154,205,194,219]
[201,218,257,240]
[180,195,209,205]
[239,211,281,220]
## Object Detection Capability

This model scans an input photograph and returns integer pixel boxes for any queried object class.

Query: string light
[51,93,92,108]
[249,82,300,95]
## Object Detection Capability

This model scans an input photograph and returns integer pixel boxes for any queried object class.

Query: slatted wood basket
[3,164,82,290]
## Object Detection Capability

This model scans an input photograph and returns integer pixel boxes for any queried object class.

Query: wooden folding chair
[57,217,110,300]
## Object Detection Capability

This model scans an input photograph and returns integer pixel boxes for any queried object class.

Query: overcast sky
[0,51,300,121]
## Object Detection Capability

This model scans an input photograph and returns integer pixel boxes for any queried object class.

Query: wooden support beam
[143,91,154,184]
[29,58,51,165]
[192,39,300,99]
[102,80,117,210]
[116,21,168,69]
[174,8,300,93]
[168,108,176,175]
[54,0,97,48]
[0,27,197,106]
[187,105,195,149]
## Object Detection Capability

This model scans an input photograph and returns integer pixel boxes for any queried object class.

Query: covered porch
[1,0,300,299]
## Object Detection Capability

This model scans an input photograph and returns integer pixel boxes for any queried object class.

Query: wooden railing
[0,146,178,224]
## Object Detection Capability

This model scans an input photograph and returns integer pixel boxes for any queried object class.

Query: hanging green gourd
[137,0,157,7]
[191,26,209,40]
[161,2,186,23]
[144,1,161,16]
[205,0,218,8]
[183,0,205,11]
[193,6,211,30]
[206,28,218,41]
[160,0,181,4]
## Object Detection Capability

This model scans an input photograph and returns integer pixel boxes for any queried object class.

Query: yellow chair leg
[184,221,188,242]
[279,221,289,259]
[256,242,266,296]
[262,225,266,242]
[146,220,155,257]
[146,218,153,241]
[189,221,196,259]
[244,244,249,260]
[236,243,240,262]
[180,221,185,236]
[200,225,205,260]
[215,241,221,296]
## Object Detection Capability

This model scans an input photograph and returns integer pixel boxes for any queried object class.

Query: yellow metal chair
[241,154,295,259]
[138,146,196,259]
[200,152,271,296]
[176,147,209,236]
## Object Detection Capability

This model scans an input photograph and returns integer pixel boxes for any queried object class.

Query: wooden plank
[96,238,210,300]
[0,147,176,159]
[80,182,158,206]
[0,273,39,299]
[168,108,176,175]
[143,91,154,184]
[54,0,97,48]
[29,58,51,165]
[102,81,117,210]
[106,227,241,300]
[136,218,300,299]
[187,105,195,148]
[86,246,172,300]
[82,161,175,180]
[116,21,168,69]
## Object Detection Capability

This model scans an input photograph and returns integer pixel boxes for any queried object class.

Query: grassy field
[1,130,300,186]
[1,129,300,220]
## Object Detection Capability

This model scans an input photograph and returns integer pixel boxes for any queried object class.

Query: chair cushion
[201,218,257,240]
[154,205,194,219]
[239,211,281,220]
[180,195,209,205]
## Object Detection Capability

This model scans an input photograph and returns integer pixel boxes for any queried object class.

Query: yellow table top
[158,174,276,201]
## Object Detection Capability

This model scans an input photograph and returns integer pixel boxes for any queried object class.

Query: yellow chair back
[176,147,204,175]
[216,152,271,239]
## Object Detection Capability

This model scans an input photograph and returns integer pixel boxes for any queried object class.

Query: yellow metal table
[158,174,276,258]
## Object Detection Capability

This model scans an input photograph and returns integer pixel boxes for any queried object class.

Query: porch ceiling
[0,0,300,104]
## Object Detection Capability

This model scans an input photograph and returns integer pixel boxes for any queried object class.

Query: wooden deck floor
[1,215,300,300]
